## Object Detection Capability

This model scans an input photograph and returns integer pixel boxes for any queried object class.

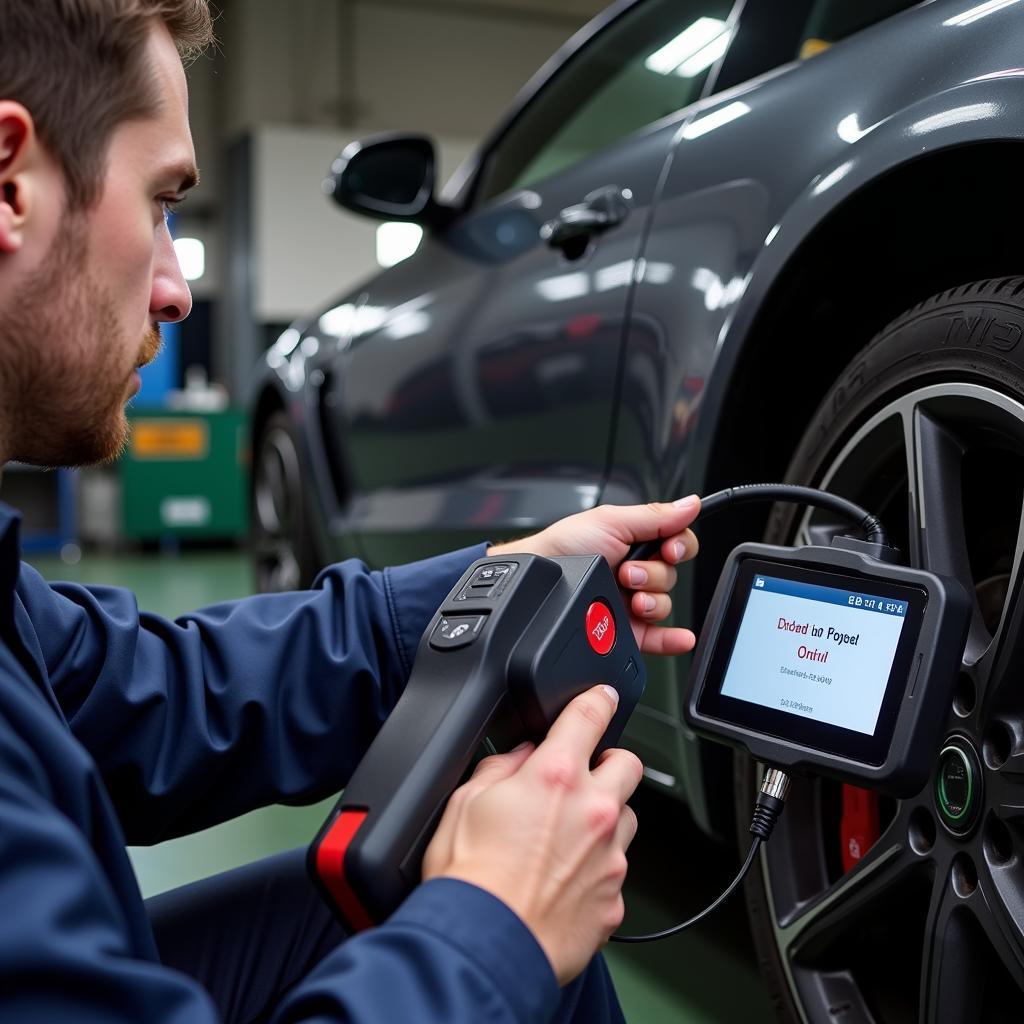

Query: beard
[0,215,162,468]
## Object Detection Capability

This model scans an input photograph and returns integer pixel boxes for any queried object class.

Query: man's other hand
[422,685,642,985]
[487,497,701,656]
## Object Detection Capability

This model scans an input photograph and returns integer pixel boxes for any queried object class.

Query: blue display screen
[720,573,908,736]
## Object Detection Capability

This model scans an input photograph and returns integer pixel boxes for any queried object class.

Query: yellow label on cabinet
[131,420,209,460]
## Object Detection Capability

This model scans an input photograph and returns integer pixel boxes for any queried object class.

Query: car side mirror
[325,133,452,228]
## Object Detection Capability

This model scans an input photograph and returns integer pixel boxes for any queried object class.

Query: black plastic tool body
[310,553,645,930]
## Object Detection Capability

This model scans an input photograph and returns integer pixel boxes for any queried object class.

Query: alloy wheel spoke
[976,501,1024,713]
[903,405,990,662]
[989,758,1024,826]
[919,862,977,1024]
[920,856,1024,1023]
[778,813,922,964]
[256,451,286,533]
[268,451,292,534]
[978,856,1024,988]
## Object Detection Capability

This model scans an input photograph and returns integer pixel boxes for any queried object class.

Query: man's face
[0,20,195,466]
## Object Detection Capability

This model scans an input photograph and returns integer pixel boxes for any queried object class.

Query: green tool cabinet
[122,410,249,540]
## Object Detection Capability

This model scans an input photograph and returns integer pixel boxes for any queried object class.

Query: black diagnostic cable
[610,769,791,943]
[609,483,888,943]
[628,483,888,564]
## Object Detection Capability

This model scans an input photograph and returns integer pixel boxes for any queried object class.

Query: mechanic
[0,3,702,1022]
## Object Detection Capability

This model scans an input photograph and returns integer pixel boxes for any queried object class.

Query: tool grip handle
[309,653,506,929]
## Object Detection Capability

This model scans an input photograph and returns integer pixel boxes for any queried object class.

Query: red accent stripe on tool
[315,809,376,932]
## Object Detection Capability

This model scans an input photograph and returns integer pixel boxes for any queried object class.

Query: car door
[328,0,739,565]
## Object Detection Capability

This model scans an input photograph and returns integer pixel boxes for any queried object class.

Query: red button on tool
[586,601,616,655]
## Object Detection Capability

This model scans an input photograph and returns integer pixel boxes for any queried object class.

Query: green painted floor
[28,548,771,1023]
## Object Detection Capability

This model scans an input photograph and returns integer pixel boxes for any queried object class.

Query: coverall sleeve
[14,544,485,844]
[0,717,559,1024]
[273,879,560,1023]
[0,714,223,1023]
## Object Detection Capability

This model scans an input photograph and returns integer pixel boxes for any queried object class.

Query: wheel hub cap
[934,737,982,836]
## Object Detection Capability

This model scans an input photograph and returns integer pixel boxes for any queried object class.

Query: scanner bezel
[685,542,971,797]
[695,556,927,767]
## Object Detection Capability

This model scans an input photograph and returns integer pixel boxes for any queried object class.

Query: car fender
[683,72,1024,498]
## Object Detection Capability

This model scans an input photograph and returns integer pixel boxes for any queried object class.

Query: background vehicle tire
[736,277,1024,1022]
[251,410,321,592]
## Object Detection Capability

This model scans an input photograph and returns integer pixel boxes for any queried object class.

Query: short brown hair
[0,1,214,208]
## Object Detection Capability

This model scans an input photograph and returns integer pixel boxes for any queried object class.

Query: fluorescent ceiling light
[319,303,357,338]
[537,271,589,303]
[908,102,999,135]
[376,222,423,268]
[691,268,747,311]
[681,101,750,140]
[594,260,636,293]
[645,18,728,75]
[353,305,389,336]
[967,67,1024,82]
[676,28,732,77]
[837,113,870,143]
[173,237,205,282]
[944,0,1018,26]
[812,160,854,196]
[275,328,301,356]
[386,311,431,340]
[643,261,675,285]
[267,327,300,369]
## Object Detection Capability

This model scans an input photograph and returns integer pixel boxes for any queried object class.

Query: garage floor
[28,549,772,1023]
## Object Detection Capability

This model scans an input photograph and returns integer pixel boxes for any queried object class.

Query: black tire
[737,277,1024,1023]
[250,410,321,592]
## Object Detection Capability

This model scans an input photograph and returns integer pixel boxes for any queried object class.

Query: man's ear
[0,102,39,255]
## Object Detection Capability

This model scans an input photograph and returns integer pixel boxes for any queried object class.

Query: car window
[713,0,921,95]
[798,0,922,59]
[477,0,736,202]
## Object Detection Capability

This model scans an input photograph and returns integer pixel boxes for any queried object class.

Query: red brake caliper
[840,784,880,871]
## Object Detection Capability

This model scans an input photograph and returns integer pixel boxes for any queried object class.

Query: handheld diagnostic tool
[309,553,644,932]
[307,482,975,947]
[685,538,971,797]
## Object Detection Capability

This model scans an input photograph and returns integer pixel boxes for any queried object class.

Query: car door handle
[540,185,632,252]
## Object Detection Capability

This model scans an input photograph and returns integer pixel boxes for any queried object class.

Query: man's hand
[488,497,701,656]
[422,685,641,985]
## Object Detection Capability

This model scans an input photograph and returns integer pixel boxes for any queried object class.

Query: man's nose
[151,225,193,324]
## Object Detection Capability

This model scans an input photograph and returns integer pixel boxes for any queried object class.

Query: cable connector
[610,766,791,944]
[749,768,791,842]
[830,534,902,565]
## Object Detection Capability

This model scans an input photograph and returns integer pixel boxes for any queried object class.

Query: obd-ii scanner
[310,484,973,944]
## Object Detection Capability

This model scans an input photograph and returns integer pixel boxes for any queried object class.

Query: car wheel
[737,277,1024,1023]
[251,410,319,592]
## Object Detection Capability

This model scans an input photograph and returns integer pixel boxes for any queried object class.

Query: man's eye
[160,196,186,219]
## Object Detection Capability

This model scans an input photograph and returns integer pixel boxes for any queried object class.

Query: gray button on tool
[470,564,511,586]
[430,615,487,650]
[456,563,516,601]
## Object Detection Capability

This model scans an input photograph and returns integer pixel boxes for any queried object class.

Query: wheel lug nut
[951,852,977,897]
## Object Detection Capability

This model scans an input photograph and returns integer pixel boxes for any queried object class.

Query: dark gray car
[250,0,1024,1018]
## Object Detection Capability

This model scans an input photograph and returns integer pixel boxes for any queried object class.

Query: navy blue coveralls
[0,504,625,1023]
